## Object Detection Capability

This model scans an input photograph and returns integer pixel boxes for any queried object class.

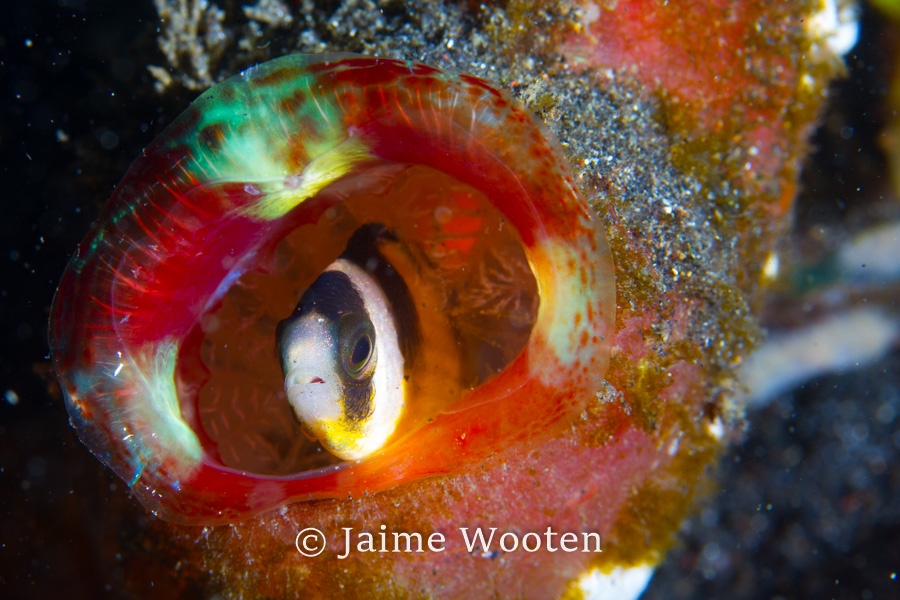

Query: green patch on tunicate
[129,339,203,480]
[170,55,360,218]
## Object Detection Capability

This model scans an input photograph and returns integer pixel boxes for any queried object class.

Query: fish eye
[350,335,371,368]
[340,315,375,378]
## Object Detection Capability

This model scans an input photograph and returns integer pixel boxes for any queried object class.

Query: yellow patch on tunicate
[242,138,373,221]
[527,234,599,386]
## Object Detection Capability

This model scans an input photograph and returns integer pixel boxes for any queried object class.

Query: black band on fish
[342,224,420,367]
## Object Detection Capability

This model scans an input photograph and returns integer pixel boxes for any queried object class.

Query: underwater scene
[2,1,898,598]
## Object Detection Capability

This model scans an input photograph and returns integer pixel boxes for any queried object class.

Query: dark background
[1,1,898,598]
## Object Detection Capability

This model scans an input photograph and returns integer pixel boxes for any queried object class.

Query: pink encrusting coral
[49,1,853,598]
[561,0,851,218]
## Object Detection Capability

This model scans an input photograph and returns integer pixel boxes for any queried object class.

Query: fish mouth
[284,369,343,427]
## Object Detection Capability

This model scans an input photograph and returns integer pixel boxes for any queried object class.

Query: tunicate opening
[176,165,539,475]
